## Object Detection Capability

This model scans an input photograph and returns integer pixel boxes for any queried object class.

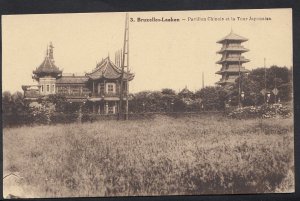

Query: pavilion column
[115,101,118,113]
[92,81,95,96]
[113,102,117,114]
[98,103,101,114]
[92,103,95,114]
[105,101,108,114]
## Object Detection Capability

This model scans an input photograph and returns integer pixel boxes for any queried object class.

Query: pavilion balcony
[88,92,130,102]
[22,85,41,99]
[90,91,128,98]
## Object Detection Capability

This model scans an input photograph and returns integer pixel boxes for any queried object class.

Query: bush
[227,104,292,119]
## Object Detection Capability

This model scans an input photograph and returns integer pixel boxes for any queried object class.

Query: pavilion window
[51,84,55,93]
[108,85,114,93]
[106,83,115,94]
[47,85,50,92]
[71,86,79,95]
[108,105,114,114]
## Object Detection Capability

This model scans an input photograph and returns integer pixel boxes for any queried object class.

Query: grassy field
[3,114,294,198]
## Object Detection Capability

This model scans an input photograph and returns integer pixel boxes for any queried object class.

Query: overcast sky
[2,9,292,94]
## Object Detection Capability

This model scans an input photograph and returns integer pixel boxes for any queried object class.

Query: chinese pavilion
[215,31,250,86]
[22,43,134,115]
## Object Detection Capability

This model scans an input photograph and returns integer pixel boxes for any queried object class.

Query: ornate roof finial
[49,42,54,61]
[46,45,49,57]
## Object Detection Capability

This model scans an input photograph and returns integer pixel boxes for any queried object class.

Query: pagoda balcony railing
[222,66,248,71]
[218,45,248,52]
[222,44,245,49]
[220,55,248,61]
[90,91,128,98]
[227,44,245,48]
[227,55,246,59]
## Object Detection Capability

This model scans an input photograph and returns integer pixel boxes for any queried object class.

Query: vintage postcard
[2,9,293,198]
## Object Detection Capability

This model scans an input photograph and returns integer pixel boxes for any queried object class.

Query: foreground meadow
[3,114,294,198]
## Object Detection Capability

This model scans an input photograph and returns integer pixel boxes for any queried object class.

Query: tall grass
[3,114,294,198]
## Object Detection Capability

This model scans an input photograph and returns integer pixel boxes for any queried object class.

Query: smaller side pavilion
[85,56,134,114]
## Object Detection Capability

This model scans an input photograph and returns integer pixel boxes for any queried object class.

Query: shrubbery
[227,104,293,119]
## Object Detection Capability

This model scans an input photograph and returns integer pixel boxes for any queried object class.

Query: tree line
[130,66,292,112]
[2,65,292,126]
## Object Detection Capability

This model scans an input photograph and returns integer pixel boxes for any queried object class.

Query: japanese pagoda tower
[215,31,250,86]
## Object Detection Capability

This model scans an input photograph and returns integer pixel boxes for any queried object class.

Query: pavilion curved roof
[33,56,62,75]
[85,56,134,81]
[179,87,194,96]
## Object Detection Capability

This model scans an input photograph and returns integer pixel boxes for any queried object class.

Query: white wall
[39,77,56,95]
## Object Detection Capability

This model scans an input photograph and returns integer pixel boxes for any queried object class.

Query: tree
[2,91,12,114]
[161,88,176,95]
[7,91,25,114]
[2,91,27,126]
[195,86,227,110]
[47,94,67,112]
[231,66,293,105]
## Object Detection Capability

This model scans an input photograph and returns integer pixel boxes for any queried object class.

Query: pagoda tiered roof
[215,67,250,75]
[217,31,248,44]
[86,56,134,81]
[216,77,238,85]
[216,56,250,64]
[217,46,249,54]
[215,31,250,86]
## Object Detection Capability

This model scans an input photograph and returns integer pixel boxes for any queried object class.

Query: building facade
[215,31,250,86]
[22,43,134,114]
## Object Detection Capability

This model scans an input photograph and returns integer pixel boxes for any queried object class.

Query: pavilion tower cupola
[215,31,250,86]
[32,42,62,95]
[32,42,62,81]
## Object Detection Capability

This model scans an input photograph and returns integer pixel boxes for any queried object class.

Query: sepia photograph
[2,8,294,198]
